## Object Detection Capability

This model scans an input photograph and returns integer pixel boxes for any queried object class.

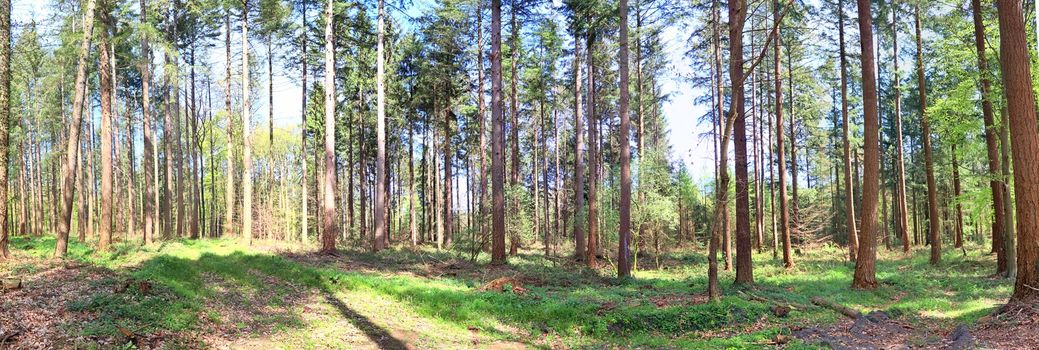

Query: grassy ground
[0,236,1010,349]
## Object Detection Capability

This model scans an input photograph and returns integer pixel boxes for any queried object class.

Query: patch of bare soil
[973,299,1039,350]
[649,293,709,308]
[792,311,982,350]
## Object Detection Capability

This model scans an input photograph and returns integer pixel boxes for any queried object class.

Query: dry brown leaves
[973,300,1039,349]
[477,277,528,295]
[0,259,129,349]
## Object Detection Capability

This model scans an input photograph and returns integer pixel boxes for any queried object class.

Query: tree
[994,0,1039,301]
[617,0,633,280]
[731,0,752,285]
[913,4,939,265]
[55,0,98,257]
[0,0,9,259]
[98,0,115,251]
[490,0,506,265]
[242,0,254,244]
[374,0,387,252]
[572,31,586,260]
[144,0,157,245]
[851,0,879,290]
[222,9,235,238]
[837,0,857,262]
[891,0,910,254]
[774,0,793,269]
[320,0,336,253]
[298,0,310,243]
[970,0,1007,276]
[585,32,598,268]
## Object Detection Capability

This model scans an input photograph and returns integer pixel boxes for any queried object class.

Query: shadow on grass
[322,293,410,350]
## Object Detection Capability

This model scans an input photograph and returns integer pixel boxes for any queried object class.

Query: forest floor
[0,235,1030,349]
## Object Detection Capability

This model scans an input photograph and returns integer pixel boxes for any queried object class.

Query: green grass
[0,236,1010,349]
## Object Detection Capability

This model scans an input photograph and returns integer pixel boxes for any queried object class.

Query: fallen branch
[811,296,862,319]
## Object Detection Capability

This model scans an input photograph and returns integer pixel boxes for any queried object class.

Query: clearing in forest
[0,237,1031,349]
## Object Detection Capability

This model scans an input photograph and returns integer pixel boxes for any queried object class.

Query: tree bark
[300,2,309,243]
[320,0,336,253]
[99,1,114,251]
[951,144,963,248]
[374,0,388,252]
[970,0,1007,274]
[0,0,9,259]
[774,0,793,268]
[223,11,235,239]
[508,0,519,188]
[851,0,880,290]
[55,0,97,257]
[892,1,911,254]
[476,0,488,251]
[490,0,506,265]
[730,0,753,285]
[573,34,586,259]
[838,0,857,261]
[586,34,599,268]
[994,0,1039,299]
[618,0,633,280]
[914,4,940,265]
[241,1,253,244]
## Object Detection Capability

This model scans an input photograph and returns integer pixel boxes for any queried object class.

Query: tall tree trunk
[586,34,599,268]
[618,0,633,279]
[787,47,798,249]
[162,60,173,238]
[851,0,880,290]
[223,11,235,238]
[999,107,1016,279]
[753,65,764,253]
[892,1,911,254]
[508,0,519,187]
[142,0,155,245]
[207,80,215,237]
[730,0,752,285]
[951,144,963,248]
[99,2,114,251]
[572,34,586,259]
[476,0,488,250]
[173,46,184,240]
[995,0,1039,300]
[971,0,1007,274]
[373,0,387,252]
[707,0,722,298]
[490,0,506,265]
[241,1,253,244]
[443,110,454,249]
[189,48,200,239]
[838,0,858,261]
[300,2,309,243]
[320,0,337,253]
[55,0,97,257]
[0,0,9,259]
[914,4,940,265]
[774,0,793,268]
[554,107,561,256]
[409,123,417,245]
